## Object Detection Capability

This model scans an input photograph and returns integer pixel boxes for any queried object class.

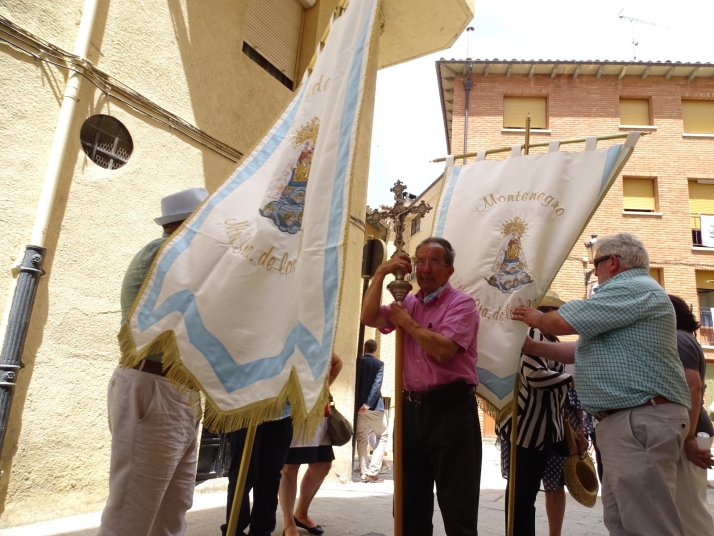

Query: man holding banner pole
[513,232,693,536]
[361,237,481,536]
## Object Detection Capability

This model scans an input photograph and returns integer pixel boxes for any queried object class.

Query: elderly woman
[498,291,572,536]
[668,294,714,535]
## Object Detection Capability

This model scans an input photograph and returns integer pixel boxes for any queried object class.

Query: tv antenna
[618,8,670,61]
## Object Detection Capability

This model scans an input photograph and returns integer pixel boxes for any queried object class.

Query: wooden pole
[393,326,405,536]
[226,423,258,536]
[524,115,531,155]
[431,131,648,163]
[506,373,521,536]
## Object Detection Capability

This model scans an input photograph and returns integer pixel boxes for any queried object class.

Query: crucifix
[367,180,431,536]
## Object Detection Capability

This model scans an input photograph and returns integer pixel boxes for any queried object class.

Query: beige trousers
[675,443,714,536]
[98,367,199,536]
[597,403,689,536]
[356,409,388,477]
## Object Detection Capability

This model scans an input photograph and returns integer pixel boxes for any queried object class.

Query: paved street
[2,444,713,536]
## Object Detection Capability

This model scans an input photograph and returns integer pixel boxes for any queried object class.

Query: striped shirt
[558,268,691,414]
[497,328,572,450]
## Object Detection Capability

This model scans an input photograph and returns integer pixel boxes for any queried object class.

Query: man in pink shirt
[361,237,481,536]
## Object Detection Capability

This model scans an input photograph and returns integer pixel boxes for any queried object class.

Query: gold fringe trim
[118,323,329,437]
[476,392,512,424]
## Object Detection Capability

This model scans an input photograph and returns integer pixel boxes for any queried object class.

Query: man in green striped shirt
[513,233,692,536]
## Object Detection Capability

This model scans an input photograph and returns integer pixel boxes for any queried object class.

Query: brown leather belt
[133,359,167,377]
[402,381,475,406]
[595,395,672,421]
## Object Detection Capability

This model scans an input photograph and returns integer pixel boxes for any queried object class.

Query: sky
[366,0,714,208]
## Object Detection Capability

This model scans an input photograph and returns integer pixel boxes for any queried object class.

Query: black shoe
[294,516,324,535]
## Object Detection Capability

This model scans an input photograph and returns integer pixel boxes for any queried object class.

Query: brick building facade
[396,59,714,433]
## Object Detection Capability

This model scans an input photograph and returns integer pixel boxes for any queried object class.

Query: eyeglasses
[415,259,450,268]
[593,254,620,269]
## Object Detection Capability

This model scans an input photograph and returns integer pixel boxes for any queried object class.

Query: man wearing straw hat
[513,232,692,536]
[361,237,481,536]
[99,187,208,536]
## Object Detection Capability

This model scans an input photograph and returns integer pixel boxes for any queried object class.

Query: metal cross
[367,180,431,304]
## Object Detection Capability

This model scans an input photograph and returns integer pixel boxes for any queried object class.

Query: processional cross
[367,180,431,305]
[366,180,430,536]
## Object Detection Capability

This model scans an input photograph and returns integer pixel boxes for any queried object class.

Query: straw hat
[154,187,208,226]
[539,289,565,308]
[564,453,599,507]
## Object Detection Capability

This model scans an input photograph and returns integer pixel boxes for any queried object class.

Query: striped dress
[496,328,572,450]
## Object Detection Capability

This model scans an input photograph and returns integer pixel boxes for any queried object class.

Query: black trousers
[221,417,293,536]
[402,385,482,536]
[503,442,550,536]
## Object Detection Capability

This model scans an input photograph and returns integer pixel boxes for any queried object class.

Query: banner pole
[226,423,258,536]
[506,373,521,536]
[394,326,404,536]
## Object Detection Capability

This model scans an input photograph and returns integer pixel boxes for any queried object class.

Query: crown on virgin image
[501,216,527,236]
[293,116,321,147]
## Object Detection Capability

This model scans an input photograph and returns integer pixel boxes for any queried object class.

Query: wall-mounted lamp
[583,234,598,286]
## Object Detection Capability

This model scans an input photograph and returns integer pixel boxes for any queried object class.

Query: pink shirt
[379,283,479,391]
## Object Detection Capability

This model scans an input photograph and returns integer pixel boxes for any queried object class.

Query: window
[619,99,651,126]
[410,217,420,236]
[503,97,547,129]
[79,115,133,170]
[688,181,714,246]
[243,0,304,90]
[682,100,714,134]
[696,271,714,346]
[623,178,656,212]
[649,268,662,286]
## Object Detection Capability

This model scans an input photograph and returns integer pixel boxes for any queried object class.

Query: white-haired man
[99,187,208,536]
[513,232,692,536]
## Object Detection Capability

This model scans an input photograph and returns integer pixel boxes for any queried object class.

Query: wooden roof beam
[618,65,627,79]
[641,64,651,79]
[528,64,536,78]
[573,64,581,79]
[505,64,513,77]
[551,64,558,78]
[665,66,675,79]
[483,63,490,77]
[596,65,604,79]
[689,67,702,81]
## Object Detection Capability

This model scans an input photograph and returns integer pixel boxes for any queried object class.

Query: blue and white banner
[432,134,640,411]
[120,0,378,432]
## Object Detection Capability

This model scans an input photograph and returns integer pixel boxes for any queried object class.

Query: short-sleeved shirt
[558,268,691,414]
[379,282,479,391]
[120,234,168,362]
[676,330,714,435]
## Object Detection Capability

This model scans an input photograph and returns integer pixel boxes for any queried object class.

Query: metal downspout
[462,62,473,165]
[0,0,100,463]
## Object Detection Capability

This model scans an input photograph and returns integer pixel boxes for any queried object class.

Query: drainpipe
[0,0,100,462]
[462,27,474,166]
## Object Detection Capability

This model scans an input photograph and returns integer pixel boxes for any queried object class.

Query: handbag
[327,395,353,447]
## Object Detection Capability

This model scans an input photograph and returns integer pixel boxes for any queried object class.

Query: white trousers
[597,403,689,536]
[356,409,388,477]
[98,367,199,536]
[675,442,714,536]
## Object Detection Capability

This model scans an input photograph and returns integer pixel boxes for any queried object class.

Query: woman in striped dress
[497,292,571,536]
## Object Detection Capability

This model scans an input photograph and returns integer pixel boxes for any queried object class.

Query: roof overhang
[436,59,714,154]
[377,0,474,69]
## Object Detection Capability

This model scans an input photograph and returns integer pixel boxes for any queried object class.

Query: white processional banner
[432,134,640,411]
[119,0,378,433]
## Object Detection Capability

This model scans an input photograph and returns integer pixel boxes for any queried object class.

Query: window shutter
[648,268,662,285]
[619,99,650,126]
[244,0,303,82]
[682,101,714,134]
[503,97,547,129]
[688,182,714,214]
[623,178,655,211]
[696,270,714,290]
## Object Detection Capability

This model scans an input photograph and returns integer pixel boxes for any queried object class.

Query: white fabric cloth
[356,409,388,477]
[675,444,714,536]
[289,415,330,448]
[98,368,199,536]
[596,403,689,536]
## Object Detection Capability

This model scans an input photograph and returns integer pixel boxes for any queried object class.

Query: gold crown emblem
[293,116,320,148]
[501,216,527,237]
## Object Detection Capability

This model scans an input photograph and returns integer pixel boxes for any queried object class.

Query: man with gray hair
[513,232,692,536]
[361,237,481,536]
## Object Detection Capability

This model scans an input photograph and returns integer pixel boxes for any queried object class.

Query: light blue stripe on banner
[135,0,375,393]
[476,367,517,399]
[434,166,463,237]
[599,144,622,194]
